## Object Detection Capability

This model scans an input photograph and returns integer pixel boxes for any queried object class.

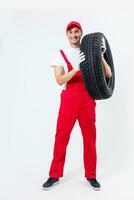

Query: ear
[66,31,69,39]
[80,31,83,38]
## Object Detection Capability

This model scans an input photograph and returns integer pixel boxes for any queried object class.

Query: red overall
[49,50,97,178]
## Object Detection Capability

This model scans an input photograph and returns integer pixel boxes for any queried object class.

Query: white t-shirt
[50,46,80,90]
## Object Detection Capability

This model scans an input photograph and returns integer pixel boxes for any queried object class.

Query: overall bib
[49,50,97,178]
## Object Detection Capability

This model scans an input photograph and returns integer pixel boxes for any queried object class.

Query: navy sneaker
[87,178,101,191]
[42,177,59,190]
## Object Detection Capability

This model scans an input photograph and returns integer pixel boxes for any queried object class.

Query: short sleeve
[50,51,64,68]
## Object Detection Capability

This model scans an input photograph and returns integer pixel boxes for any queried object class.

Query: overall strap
[60,50,73,71]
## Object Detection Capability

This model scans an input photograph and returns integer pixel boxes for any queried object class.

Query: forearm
[102,57,112,78]
[56,69,77,85]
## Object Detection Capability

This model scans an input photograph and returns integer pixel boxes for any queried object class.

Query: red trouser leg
[49,92,77,178]
[78,94,97,178]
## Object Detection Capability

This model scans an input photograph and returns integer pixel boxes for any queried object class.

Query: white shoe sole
[42,181,59,190]
[87,180,101,191]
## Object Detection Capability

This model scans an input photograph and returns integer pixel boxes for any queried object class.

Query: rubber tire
[80,32,115,100]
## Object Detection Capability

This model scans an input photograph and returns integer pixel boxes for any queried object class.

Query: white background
[0,0,134,199]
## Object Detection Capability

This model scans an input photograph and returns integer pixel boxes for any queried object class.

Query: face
[66,27,83,47]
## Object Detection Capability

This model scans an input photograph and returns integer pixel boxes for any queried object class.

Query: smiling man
[42,21,111,191]
[66,21,83,47]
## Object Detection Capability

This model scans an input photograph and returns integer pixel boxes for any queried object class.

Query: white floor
[4,170,134,200]
[0,158,134,200]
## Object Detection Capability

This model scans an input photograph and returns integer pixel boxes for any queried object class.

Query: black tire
[80,32,115,100]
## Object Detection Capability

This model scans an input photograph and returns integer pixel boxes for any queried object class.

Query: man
[42,21,112,191]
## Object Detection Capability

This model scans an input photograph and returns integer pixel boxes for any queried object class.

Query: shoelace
[47,178,58,183]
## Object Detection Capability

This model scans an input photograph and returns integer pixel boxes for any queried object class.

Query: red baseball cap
[66,21,83,32]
